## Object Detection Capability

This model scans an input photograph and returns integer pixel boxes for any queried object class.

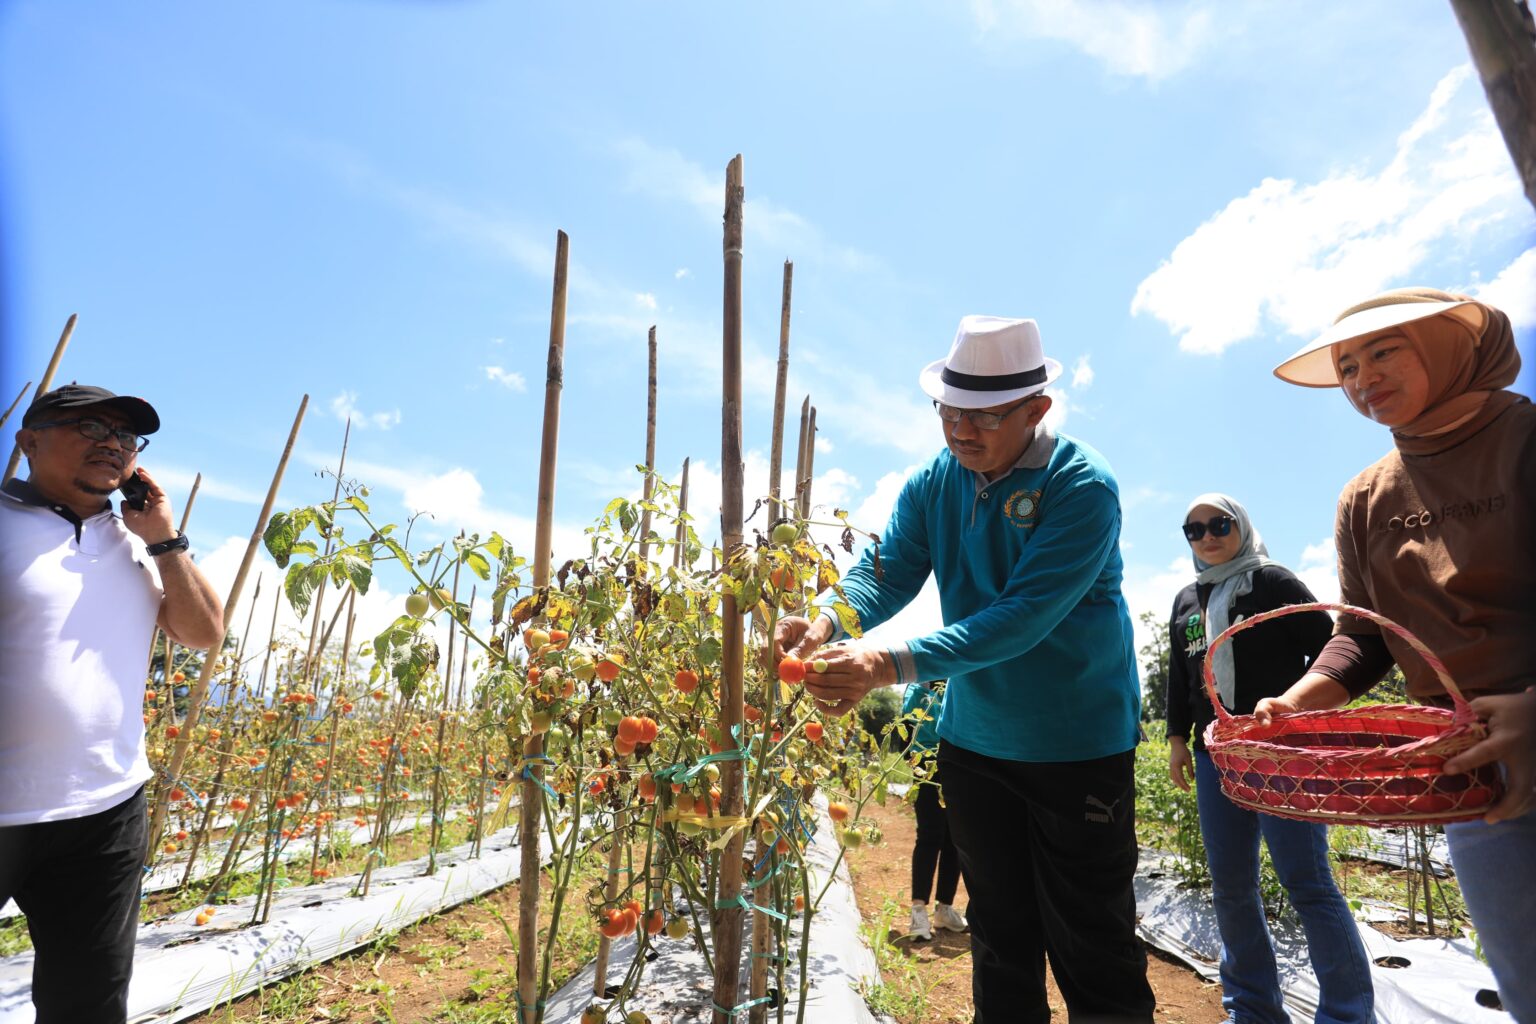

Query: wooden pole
[767,261,793,508]
[301,420,352,687]
[1450,0,1536,211]
[595,324,659,995]
[673,457,691,570]
[145,395,309,866]
[792,396,810,520]
[4,314,77,483]
[0,381,32,432]
[519,230,569,1022]
[799,406,818,519]
[711,153,749,1024]
[637,325,659,565]
[147,473,204,672]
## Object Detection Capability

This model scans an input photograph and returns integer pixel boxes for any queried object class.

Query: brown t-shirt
[1331,399,1536,702]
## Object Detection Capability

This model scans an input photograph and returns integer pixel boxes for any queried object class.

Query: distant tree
[856,685,902,741]
[1138,609,1170,723]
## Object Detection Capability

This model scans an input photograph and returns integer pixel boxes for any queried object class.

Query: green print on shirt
[1184,613,1204,648]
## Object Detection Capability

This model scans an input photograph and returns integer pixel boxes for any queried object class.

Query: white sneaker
[933,902,968,932]
[909,904,932,941]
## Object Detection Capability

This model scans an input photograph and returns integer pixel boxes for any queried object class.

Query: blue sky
[2,1,1532,678]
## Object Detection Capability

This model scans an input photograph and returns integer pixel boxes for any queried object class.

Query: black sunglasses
[1182,515,1235,542]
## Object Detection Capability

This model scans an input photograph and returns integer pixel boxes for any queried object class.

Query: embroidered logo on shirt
[1003,489,1042,528]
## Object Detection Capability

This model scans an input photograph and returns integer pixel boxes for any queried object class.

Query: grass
[857,896,935,1020]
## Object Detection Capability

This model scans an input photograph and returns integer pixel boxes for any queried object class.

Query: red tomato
[777,657,806,684]
[674,669,699,694]
[617,716,644,744]
[805,721,824,743]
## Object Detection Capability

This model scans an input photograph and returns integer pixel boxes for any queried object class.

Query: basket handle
[1200,600,1470,722]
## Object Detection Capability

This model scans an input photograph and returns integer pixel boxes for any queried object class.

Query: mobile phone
[119,471,150,512]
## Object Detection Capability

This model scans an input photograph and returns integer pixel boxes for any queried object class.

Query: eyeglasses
[933,398,1038,432]
[31,418,149,453]
[1182,516,1235,542]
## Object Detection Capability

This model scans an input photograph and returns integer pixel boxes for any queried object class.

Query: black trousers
[0,786,147,1024]
[939,742,1154,1024]
[911,757,961,905]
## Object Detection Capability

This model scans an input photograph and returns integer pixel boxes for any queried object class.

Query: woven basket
[1200,602,1503,827]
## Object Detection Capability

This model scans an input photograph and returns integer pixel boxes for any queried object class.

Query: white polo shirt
[0,484,163,825]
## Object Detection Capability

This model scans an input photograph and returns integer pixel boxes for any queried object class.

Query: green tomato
[704,764,721,784]
[570,654,597,682]
[404,593,430,618]
[529,710,552,734]
[601,707,623,726]
[664,917,690,939]
[771,521,800,545]
[678,820,703,837]
[811,658,828,673]
[839,828,863,848]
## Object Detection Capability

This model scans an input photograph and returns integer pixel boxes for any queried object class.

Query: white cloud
[969,0,1218,80]
[674,268,690,280]
[1071,354,1095,389]
[151,465,269,506]
[1472,246,1536,329]
[1296,537,1340,607]
[635,292,658,311]
[1132,66,1526,355]
[483,365,527,392]
[814,435,834,455]
[329,391,401,430]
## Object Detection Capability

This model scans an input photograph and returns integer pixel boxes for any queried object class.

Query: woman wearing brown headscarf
[1261,288,1535,1023]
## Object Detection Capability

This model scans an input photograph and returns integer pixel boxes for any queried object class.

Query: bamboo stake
[711,153,750,1024]
[595,324,659,995]
[147,473,204,673]
[0,381,33,433]
[1450,0,1536,212]
[519,229,570,1023]
[752,262,794,1024]
[428,534,465,874]
[255,584,282,700]
[768,261,793,508]
[301,420,352,687]
[799,406,818,519]
[791,397,809,520]
[145,395,309,867]
[636,325,659,565]
[3,314,75,484]
[673,457,691,570]
[232,574,262,699]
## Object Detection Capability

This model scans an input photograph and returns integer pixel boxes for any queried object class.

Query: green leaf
[284,561,320,617]
[263,507,316,569]
[831,600,864,640]
[696,636,722,667]
[288,539,319,560]
[484,532,506,562]
[462,549,492,581]
[344,494,370,514]
[333,545,374,594]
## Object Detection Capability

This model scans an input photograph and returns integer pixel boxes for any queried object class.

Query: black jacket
[1165,565,1331,749]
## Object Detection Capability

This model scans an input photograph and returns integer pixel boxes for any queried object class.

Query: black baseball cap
[22,384,160,435]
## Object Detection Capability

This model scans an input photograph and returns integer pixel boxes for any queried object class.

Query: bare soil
[842,796,1228,1023]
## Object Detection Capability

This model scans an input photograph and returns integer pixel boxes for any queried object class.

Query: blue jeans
[1446,808,1536,1024]
[1194,751,1374,1024]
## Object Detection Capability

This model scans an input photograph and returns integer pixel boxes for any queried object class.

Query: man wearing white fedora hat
[777,315,1153,1022]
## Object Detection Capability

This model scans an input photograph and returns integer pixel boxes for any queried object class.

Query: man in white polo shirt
[0,384,223,1024]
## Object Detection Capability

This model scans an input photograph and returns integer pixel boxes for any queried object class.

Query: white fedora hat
[1273,290,1486,388]
[919,315,1062,409]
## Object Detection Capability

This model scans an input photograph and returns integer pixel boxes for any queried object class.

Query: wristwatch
[146,531,190,557]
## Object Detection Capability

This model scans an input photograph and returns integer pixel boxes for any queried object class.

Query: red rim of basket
[1202,600,1480,726]
[1198,601,1500,825]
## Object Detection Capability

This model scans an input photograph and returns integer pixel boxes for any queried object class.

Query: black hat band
[940,364,1047,392]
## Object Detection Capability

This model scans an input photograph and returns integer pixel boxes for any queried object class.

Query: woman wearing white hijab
[1165,493,1372,1024]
